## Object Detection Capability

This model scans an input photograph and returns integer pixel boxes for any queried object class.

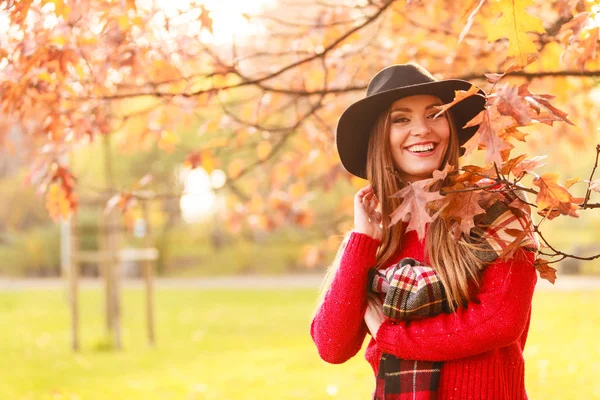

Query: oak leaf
[511,155,547,178]
[534,258,557,284]
[484,0,546,66]
[435,85,482,117]
[532,173,573,210]
[436,189,488,240]
[496,84,532,125]
[518,84,574,125]
[390,178,445,240]
[463,108,514,165]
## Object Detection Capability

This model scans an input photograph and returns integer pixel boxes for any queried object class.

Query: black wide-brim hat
[336,63,486,179]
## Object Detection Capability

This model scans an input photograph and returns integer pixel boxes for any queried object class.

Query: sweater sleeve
[375,247,537,361]
[310,232,381,364]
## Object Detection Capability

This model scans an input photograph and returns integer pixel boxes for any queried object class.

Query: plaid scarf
[368,194,539,400]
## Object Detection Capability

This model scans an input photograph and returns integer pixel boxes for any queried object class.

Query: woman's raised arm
[310,231,380,363]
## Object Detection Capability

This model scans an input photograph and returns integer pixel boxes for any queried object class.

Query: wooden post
[69,215,80,351]
[108,210,122,350]
[142,201,155,346]
[98,212,112,333]
[103,133,122,350]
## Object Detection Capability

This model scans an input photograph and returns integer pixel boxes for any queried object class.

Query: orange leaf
[435,85,482,117]
[390,178,445,239]
[532,173,574,210]
[534,258,557,284]
[511,155,547,178]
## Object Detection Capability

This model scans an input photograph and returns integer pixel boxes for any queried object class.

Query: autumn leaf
[288,182,307,200]
[496,84,531,125]
[45,183,72,221]
[257,140,272,160]
[484,0,546,66]
[390,178,445,239]
[511,155,547,178]
[532,173,573,210]
[228,159,244,179]
[158,130,180,152]
[565,177,580,188]
[501,154,528,175]
[199,5,214,34]
[435,84,482,117]
[463,108,514,165]
[436,189,488,239]
[534,258,557,284]
[518,84,575,125]
[184,151,202,169]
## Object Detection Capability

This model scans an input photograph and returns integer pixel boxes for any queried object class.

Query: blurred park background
[1,0,600,398]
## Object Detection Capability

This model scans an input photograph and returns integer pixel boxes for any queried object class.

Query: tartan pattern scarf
[368,194,539,400]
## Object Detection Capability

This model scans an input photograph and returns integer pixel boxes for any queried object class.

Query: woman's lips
[405,143,437,157]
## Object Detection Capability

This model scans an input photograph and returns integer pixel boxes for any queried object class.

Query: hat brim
[336,79,486,179]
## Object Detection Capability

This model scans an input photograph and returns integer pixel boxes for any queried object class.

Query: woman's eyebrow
[391,103,442,113]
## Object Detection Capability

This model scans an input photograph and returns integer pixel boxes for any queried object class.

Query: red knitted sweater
[310,229,537,400]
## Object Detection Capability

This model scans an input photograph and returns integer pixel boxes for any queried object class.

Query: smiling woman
[387,95,451,183]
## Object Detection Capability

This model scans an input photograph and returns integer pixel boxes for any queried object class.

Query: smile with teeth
[406,143,436,153]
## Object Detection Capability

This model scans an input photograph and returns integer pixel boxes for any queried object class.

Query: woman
[310,63,539,399]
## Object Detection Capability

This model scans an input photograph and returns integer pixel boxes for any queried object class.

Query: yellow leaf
[257,140,272,161]
[289,182,306,199]
[271,163,290,188]
[201,152,217,173]
[43,0,70,19]
[50,35,68,46]
[118,15,130,31]
[565,177,579,188]
[228,159,244,179]
[484,0,546,66]
[37,71,52,82]
[158,130,179,152]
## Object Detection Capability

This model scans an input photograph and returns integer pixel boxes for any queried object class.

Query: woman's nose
[411,118,430,136]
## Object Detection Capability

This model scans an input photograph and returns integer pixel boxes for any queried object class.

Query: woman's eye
[428,112,445,119]
[393,117,409,123]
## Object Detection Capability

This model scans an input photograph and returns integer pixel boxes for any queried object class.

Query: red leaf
[464,108,514,165]
[496,84,532,125]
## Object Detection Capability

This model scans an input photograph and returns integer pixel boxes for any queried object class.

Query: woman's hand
[354,185,383,241]
[364,294,385,339]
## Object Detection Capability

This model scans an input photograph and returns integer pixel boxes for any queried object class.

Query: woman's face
[388,94,451,183]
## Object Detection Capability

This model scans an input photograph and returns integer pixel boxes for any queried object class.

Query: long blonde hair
[315,104,485,313]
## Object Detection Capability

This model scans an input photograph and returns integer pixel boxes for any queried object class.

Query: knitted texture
[311,229,537,400]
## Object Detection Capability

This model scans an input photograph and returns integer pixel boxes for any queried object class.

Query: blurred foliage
[0,225,60,276]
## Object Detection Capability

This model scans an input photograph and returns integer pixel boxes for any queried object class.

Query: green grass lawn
[0,286,598,399]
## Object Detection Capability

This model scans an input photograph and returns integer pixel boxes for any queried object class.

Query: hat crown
[366,63,437,97]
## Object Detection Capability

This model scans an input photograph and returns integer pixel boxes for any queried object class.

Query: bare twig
[582,143,600,207]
